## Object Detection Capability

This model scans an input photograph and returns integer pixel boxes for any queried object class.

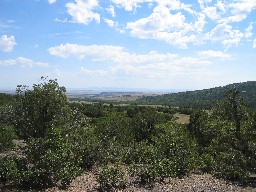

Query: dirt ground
[2,172,256,192]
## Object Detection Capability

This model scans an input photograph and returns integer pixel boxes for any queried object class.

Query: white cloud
[66,0,100,25]
[59,0,254,49]
[197,0,256,25]
[48,43,125,60]
[106,5,116,17]
[116,28,126,34]
[194,13,206,33]
[48,0,57,4]
[111,0,194,13]
[0,35,16,52]
[203,6,219,20]
[253,39,256,48]
[245,23,253,38]
[198,50,232,60]
[216,0,226,13]
[229,0,256,15]
[204,23,251,49]
[54,18,68,23]
[205,23,232,41]
[126,4,198,48]
[111,0,153,11]
[223,14,247,23]
[0,57,49,67]
[222,38,241,49]
[109,0,255,49]
[48,43,180,64]
[80,67,108,77]
[48,43,211,79]
[104,18,117,27]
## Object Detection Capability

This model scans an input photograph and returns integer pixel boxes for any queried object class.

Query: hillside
[136,81,256,109]
[0,93,14,107]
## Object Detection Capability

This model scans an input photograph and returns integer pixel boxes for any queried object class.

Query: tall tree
[212,88,247,138]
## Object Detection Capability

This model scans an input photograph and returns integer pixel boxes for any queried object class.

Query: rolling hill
[136,81,256,109]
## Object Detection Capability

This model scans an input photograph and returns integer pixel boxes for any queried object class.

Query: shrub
[22,128,82,188]
[127,122,199,186]
[0,124,17,152]
[3,78,85,189]
[154,158,177,179]
[129,164,156,186]
[120,141,155,164]
[97,165,125,190]
[0,155,27,185]
[153,122,199,177]
[211,149,249,181]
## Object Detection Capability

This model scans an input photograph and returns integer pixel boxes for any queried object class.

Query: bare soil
[47,172,256,192]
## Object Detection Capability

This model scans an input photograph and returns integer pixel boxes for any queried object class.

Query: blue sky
[0,0,256,90]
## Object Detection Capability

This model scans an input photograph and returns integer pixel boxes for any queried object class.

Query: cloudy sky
[0,0,256,90]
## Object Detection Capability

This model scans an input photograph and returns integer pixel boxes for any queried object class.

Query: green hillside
[0,93,14,107]
[136,81,256,109]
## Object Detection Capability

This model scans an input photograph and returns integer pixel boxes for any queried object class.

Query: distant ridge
[136,81,256,109]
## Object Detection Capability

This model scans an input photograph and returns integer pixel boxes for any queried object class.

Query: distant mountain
[136,81,256,109]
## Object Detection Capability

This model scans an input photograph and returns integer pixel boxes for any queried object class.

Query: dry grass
[173,113,190,124]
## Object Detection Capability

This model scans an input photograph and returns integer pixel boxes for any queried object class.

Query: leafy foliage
[97,165,125,190]
[1,78,84,189]
[187,89,256,182]
[13,77,71,140]
[0,124,17,152]
[0,156,26,184]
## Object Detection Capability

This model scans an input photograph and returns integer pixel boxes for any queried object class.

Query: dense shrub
[129,164,156,185]
[212,149,249,181]
[127,122,199,184]
[1,78,86,189]
[0,124,17,152]
[22,128,82,188]
[0,155,27,185]
[153,122,199,177]
[13,78,71,140]
[97,165,125,191]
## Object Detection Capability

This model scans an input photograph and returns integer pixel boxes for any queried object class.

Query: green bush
[0,124,17,152]
[21,128,82,188]
[3,78,86,189]
[127,122,199,185]
[0,155,27,185]
[75,126,104,169]
[129,164,156,185]
[120,141,155,164]
[129,159,176,185]
[154,158,177,179]
[201,131,251,181]
[200,152,215,172]
[153,122,199,177]
[212,149,249,181]
[97,165,125,190]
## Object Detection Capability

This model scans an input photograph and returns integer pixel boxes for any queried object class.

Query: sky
[0,0,256,91]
